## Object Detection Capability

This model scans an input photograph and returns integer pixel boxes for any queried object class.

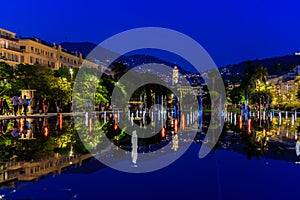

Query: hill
[221,54,300,77]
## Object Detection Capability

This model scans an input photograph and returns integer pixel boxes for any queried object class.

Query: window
[20,46,26,50]
[20,56,24,62]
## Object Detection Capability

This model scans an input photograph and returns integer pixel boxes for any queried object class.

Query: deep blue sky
[2,0,300,66]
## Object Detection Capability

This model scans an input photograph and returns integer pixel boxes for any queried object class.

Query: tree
[111,61,127,81]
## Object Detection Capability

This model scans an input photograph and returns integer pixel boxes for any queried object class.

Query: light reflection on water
[0,111,300,199]
[221,111,300,162]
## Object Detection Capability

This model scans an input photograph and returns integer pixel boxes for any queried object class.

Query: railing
[1,46,23,53]
[0,35,18,42]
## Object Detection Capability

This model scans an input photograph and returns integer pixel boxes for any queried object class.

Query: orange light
[174,118,178,133]
[239,115,242,130]
[89,118,92,133]
[181,114,185,131]
[161,127,166,138]
[44,127,48,137]
[263,128,266,137]
[114,122,118,130]
[248,118,251,134]
[59,114,63,131]
[20,118,24,133]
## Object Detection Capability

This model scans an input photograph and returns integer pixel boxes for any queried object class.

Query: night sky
[2,0,300,66]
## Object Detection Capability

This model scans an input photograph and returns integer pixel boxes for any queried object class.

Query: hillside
[60,42,300,76]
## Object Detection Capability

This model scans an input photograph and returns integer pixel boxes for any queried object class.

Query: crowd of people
[0,95,63,116]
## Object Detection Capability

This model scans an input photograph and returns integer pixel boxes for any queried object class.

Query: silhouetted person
[12,95,19,116]
[23,95,28,116]
[2,99,9,116]
[42,97,49,115]
[37,99,43,114]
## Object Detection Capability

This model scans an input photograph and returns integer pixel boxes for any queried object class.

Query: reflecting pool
[0,112,300,200]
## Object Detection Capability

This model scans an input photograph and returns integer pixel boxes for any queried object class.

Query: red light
[174,118,178,133]
[20,118,24,133]
[44,127,48,137]
[114,122,118,130]
[89,118,92,133]
[161,127,166,138]
[248,118,251,134]
[181,114,185,131]
[59,114,63,131]
[239,115,242,130]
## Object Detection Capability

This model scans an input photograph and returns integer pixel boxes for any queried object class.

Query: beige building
[0,27,98,70]
[0,28,22,66]
[19,38,91,70]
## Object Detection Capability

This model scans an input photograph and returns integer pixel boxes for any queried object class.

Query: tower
[172,66,179,86]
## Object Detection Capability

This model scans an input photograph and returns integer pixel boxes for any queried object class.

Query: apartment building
[0,28,22,65]
[0,27,98,70]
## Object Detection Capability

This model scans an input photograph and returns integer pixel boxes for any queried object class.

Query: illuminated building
[0,27,98,70]
[0,28,22,66]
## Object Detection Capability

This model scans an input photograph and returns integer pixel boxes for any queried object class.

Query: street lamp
[70,68,73,82]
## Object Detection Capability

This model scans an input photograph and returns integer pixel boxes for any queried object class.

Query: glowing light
[44,127,48,137]
[248,118,251,134]
[181,114,185,130]
[174,118,178,133]
[59,114,63,131]
[161,127,166,138]
[263,128,266,137]
[114,122,118,130]
[239,115,242,130]
[89,118,92,133]
[20,118,24,133]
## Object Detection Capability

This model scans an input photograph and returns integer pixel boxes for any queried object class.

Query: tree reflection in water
[0,117,87,163]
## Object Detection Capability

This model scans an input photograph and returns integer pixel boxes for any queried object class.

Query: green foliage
[229,88,242,105]
[0,62,111,110]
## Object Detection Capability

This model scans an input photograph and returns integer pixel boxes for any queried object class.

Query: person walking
[55,98,62,114]
[23,95,28,116]
[12,95,19,116]
[18,96,23,115]
[2,98,9,116]
[37,99,43,114]
[0,98,3,115]
[42,97,49,115]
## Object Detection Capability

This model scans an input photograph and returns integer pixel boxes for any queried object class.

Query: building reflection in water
[222,112,300,162]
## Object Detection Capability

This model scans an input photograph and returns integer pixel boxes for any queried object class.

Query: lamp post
[70,68,73,83]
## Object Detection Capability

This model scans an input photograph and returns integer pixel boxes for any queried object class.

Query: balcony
[1,45,23,53]
[0,34,18,42]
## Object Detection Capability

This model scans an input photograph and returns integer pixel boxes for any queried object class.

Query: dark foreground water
[0,114,300,200]
[1,144,300,200]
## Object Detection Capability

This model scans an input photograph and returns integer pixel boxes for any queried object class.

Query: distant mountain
[220,54,300,77]
[60,42,190,73]
[60,42,300,77]
[60,42,120,61]
[117,54,191,74]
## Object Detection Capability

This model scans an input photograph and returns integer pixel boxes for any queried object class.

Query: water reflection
[1,108,300,187]
[221,112,300,162]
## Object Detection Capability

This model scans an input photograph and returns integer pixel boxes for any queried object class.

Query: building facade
[0,28,22,66]
[0,27,98,70]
